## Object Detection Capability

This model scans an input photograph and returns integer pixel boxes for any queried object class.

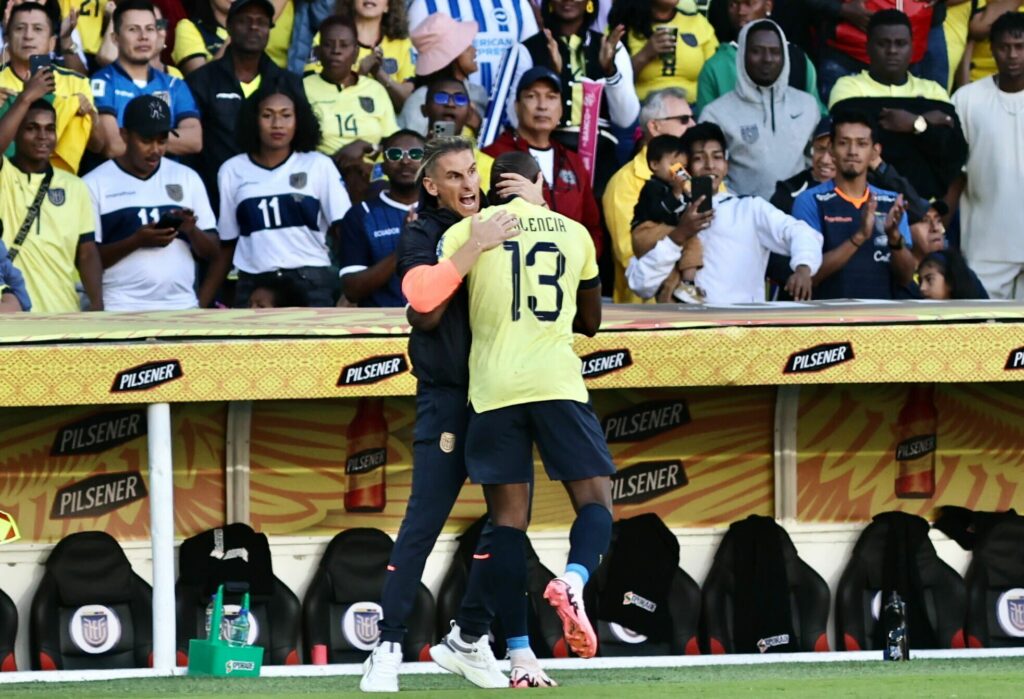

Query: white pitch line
[2,648,1023,684]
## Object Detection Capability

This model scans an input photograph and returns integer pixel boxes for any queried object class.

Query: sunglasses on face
[384,147,424,162]
[431,91,470,107]
[156,18,169,30]
[658,114,693,125]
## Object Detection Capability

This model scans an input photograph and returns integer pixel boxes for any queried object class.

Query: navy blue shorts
[464,400,616,485]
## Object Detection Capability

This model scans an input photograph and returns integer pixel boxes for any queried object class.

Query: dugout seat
[1,586,17,671]
[963,514,1024,648]
[303,528,435,663]
[835,511,966,651]
[700,515,829,654]
[176,524,300,665]
[29,531,152,670]
[435,516,563,658]
[583,513,701,656]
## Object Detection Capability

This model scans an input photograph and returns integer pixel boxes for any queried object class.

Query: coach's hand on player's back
[470,211,520,251]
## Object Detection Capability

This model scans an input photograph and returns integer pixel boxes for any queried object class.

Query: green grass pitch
[3,658,1024,698]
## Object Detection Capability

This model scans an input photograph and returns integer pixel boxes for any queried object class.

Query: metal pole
[147,402,176,671]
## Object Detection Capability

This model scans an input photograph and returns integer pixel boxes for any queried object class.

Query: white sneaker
[429,622,507,689]
[359,641,402,693]
[510,663,558,688]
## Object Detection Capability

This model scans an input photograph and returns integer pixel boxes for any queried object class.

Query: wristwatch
[913,115,927,134]
[889,236,905,251]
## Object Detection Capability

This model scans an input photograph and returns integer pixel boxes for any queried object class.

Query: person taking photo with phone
[83,95,218,311]
[627,121,822,303]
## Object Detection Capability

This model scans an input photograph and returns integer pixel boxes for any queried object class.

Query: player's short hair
[114,0,157,33]
[867,9,911,40]
[646,134,685,166]
[488,151,541,204]
[6,2,58,38]
[991,11,1024,45]
[238,81,322,155]
[680,122,727,160]
[830,108,879,144]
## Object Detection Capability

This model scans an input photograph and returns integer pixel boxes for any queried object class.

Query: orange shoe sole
[543,579,597,659]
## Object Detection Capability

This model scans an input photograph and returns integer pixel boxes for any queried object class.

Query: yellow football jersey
[304,73,398,155]
[172,19,228,67]
[60,0,104,54]
[0,66,94,173]
[625,9,718,102]
[441,198,599,413]
[305,34,416,82]
[0,156,95,313]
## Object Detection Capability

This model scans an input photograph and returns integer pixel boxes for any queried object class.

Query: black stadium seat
[1,586,17,671]
[176,524,300,665]
[700,515,830,654]
[963,515,1024,648]
[583,513,701,656]
[435,516,563,658]
[835,511,966,651]
[29,531,152,670]
[303,528,435,663]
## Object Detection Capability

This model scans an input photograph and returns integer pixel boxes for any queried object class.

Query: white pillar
[147,403,176,671]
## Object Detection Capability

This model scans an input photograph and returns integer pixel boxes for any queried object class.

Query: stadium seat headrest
[46,531,134,607]
[320,528,393,601]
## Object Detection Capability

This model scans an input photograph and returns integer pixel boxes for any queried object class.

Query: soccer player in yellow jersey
[439,151,614,676]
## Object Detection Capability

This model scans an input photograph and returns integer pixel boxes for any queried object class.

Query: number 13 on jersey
[502,240,565,322]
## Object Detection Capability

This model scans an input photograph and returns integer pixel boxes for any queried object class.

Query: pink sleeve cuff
[402,259,464,313]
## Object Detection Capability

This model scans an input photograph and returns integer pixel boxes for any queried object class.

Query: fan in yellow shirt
[173,0,293,73]
[967,0,1024,83]
[304,16,398,156]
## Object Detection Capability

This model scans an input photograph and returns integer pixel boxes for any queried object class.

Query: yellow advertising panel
[0,403,226,542]
[796,383,1024,522]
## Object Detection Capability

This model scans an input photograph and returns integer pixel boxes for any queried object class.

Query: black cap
[813,116,832,141]
[515,66,561,99]
[928,199,949,217]
[227,0,275,21]
[123,95,175,137]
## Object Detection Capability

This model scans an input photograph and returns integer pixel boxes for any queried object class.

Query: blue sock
[568,503,612,576]
[565,562,590,585]
[507,635,530,651]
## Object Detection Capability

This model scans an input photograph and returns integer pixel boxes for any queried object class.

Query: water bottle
[883,591,909,661]
[204,595,215,640]
[228,593,251,647]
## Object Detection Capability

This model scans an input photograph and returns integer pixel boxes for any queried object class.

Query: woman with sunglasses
[206,82,352,307]
[336,129,424,307]
[303,16,397,170]
[503,0,638,196]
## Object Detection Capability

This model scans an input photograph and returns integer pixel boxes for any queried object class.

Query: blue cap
[515,66,562,100]
[814,116,832,141]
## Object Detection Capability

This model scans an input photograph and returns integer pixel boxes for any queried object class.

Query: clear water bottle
[228,593,251,647]
[883,591,909,661]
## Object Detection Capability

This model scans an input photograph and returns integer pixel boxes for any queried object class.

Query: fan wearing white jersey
[208,83,353,307]
[84,95,218,311]
[406,1,539,95]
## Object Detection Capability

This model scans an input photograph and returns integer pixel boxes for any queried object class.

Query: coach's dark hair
[867,9,911,40]
[830,108,879,144]
[991,11,1024,45]
[489,151,541,205]
[5,2,58,38]
[114,0,157,33]
[238,81,322,155]
[646,135,685,167]
[679,122,728,160]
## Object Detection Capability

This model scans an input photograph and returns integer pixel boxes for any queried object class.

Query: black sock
[474,525,529,640]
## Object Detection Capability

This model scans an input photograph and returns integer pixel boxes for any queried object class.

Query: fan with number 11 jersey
[216,151,351,274]
[440,198,599,413]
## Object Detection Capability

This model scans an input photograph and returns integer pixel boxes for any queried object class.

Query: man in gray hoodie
[699,19,817,200]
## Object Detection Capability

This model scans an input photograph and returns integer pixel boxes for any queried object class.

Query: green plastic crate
[187,585,263,677]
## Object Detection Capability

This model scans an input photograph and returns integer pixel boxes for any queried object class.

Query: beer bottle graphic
[344,398,387,512]
[894,384,937,499]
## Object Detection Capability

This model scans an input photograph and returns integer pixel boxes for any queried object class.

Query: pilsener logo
[581,349,633,379]
[602,400,690,443]
[51,409,146,456]
[783,342,854,374]
[111,360,182,392]
[50,471,147,519]
[611,460,688,504]
[1006,347,1024,370]
[338,354,408,386]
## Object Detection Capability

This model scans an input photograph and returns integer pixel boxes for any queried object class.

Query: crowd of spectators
[2,0,1020,313]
